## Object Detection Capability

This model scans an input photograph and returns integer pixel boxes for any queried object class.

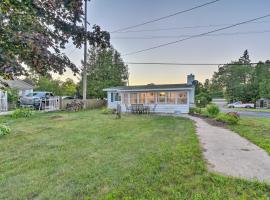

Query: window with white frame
[139,93,146,104]
[123,93,129,105]
[130,93,138,104]
[146,92,156,104]
[167,92,177,104]
[111,92,121,102]
[158,92,167,104]
[176,91,187,104]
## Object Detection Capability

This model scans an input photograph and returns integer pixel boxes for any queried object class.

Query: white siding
[106,89,193,114]
[107,92,120,109]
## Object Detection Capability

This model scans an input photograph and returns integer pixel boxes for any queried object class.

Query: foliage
[61,78,77,96]
[259,79,270,99]
[215,113,240,125]
[34,76,77,96]
[189,107,202,115]
[7,88,19,103]
[206,104,220,117]
[0,111,269,199]
[79,46,128,98]
[0,0,110,77]
[0,124,10,136]
[66,100,84,112]
[100,107,115,114]
[226,112,240,118]
[210,50,270,102]
[195,92,212,108]
[11,108,33,119]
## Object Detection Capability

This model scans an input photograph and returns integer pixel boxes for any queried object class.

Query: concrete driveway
[220,108,270,118]
[187,115,270,183]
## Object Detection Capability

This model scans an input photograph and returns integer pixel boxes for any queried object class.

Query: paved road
[220,108,270,118]
[187,115,270,183]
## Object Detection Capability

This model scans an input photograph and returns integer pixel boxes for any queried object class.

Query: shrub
[189,107,202,115]
[66,100,84,112]
[0,124,11,136]
[195,92,212,108]
[226,112,240,118]
[206,104,220,117]
[12,108,33,119]
[189,107,196,114]
[101,107,115,114]
[215,113,240,125]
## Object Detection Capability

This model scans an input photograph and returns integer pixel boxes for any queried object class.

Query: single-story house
[256,98,270,109]
[0,77,34,97]
[103,74,195,114]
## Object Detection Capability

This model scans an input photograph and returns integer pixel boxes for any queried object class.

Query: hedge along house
[103,74,195,114]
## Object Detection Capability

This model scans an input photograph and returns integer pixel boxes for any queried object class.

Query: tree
[0,0,110,77]
[209,51,270,102]
[62,78,77,96]
[34,76,63,95]
[209,50,254,102]
[239,49,251,64]
[34,76,77,96]
[79,46,128,98]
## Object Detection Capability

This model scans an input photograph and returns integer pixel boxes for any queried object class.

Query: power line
[112,30,270,39]
[111,20,270,33]
[123,14,270,56]
[126,62,267,66]
[111,0,222,33]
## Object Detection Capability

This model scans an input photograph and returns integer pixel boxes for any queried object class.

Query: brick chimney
[187,74,195,85]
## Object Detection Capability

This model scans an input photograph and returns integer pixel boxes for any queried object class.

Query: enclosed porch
[113,91,190,114]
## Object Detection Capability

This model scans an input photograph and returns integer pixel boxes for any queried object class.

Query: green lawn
[226,108,270,112]
[0,110,269,200]
[229,117,270,155]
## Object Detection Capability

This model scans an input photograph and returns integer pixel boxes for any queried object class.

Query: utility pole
[82,0,87,108]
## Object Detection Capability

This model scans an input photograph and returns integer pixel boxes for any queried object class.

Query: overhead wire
[110,0,222,33]
[123,14,270,56]
[112,30,270,39]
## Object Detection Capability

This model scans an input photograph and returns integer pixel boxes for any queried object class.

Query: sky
[58,0,270,85]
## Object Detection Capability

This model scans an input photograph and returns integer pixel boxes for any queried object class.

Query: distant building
[256,98,270,109]
[0,77,35,97]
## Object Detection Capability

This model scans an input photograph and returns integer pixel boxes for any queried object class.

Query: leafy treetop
[0,0,110,77]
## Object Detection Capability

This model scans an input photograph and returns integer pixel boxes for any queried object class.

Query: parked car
[61,96,75,100]
[227,101,255,108]
[19,91,54,110]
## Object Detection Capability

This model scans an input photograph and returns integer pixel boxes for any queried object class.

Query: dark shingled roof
[104,84,193,91]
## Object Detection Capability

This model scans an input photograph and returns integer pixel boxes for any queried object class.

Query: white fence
[0,91,8,112]
[39,97,60,112]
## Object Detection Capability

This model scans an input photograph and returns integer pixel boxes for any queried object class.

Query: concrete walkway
[187,115,270,183]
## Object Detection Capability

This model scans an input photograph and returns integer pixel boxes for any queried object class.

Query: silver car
[20,92,54,109]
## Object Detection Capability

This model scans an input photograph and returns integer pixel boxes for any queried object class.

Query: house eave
[103,87,194,92]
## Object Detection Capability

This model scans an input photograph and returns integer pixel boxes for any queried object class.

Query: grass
[228,117,270,155]
[226,107,270,112]
[0,110,269,199]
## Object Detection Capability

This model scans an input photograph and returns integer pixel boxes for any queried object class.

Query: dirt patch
[49,115,64,120]
[189,114,226,127]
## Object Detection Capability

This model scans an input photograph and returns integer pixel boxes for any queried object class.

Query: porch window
[130,93,138,104]
[158,92,167,104]
[111,92,121,102]
[146,92,156,104]
[139,93,146,104]
[123,93,129,105]
[177,92,187,104]
[167,92,177,104]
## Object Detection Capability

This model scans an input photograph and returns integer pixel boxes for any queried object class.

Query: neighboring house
[0,77,35,97]
[256,98,270,109]
[103,74,195,114]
